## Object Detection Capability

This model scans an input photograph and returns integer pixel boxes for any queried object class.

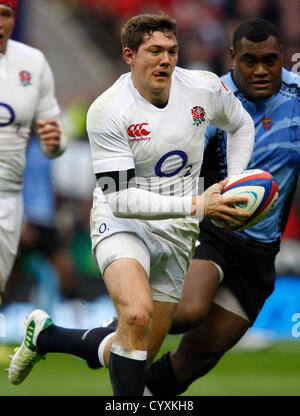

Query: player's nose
[253,62,268,76]
[160,51,171,66]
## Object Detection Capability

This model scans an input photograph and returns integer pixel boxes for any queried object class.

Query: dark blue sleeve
[201,127,227,189]
[204,125,217,150]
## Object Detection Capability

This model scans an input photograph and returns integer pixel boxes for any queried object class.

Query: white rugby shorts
[91,198,199,303]
[213,285,250,322]
[0,191,23,291]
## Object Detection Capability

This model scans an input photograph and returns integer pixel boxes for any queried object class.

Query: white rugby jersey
[0,40,61,191]
[87,67,249,200]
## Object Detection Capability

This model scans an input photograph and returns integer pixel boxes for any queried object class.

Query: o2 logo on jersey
[0,103,15,127]
[155,150,192,177]
[19,70,31,87]
[99,222,108,234]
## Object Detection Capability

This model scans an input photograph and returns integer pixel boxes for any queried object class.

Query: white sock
[98,331,115,367]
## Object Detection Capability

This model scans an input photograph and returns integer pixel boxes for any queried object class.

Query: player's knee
[183,302,208,324]
[123,304,153,337]
[170,302,208,333]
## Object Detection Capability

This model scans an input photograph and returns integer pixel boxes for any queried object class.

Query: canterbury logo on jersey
[127,123,151,142]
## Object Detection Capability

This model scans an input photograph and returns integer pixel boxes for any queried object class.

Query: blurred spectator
[281,178,300,241]
[277,0,300,70]
[282,204,300,241]
[224,0,279,23]
[59,0,300,71]
[180,37,216,71]
[63,98,90,142]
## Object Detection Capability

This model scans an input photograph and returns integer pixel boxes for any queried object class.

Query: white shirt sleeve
[106,187,193,220]
[34,56,67,159]
[226,110,255,177]
[35,56,61,120]
[210,79,255,176]
[87,102,135,174]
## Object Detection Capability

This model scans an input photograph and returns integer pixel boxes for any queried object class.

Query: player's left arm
[35,56,68,158]
[211,79,255,177]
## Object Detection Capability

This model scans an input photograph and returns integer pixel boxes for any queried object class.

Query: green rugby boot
[8,309,52,385]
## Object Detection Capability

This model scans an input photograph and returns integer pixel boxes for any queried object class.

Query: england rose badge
[191,106,205,126]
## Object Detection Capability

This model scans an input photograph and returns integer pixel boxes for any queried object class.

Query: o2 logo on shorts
[99,222,108,234]
[155,150,192,177]
[0,103,15,127]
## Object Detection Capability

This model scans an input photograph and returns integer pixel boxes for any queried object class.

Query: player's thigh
[175,259,221,323]
[104,257,152,316]
[96,232,150,298]
[172,302,250,381]
[95,233,153,323]
[178,302,250,357]
[148,300,178,364]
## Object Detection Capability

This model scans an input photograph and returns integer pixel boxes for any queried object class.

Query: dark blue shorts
[194,220,280,325]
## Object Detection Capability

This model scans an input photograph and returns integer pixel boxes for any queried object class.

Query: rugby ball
[212,169,279,231]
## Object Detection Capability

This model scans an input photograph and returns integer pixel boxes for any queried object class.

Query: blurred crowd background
[1,0,299,341]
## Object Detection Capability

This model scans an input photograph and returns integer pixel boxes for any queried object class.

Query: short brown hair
[121,13,177,52]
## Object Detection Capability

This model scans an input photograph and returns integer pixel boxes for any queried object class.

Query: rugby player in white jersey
[8,13,254,396]
[0,0,68,304]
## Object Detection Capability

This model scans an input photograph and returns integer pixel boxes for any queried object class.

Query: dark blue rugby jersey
[202,68,300,243]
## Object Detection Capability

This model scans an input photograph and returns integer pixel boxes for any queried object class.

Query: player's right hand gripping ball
[212,169,279,231]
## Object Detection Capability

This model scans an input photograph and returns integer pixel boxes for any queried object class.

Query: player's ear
[123,47,135,66]
[230,46,237,67]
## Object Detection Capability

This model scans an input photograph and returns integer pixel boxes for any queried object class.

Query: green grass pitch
[0,336,299,396]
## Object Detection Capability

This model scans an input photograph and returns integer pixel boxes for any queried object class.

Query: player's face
[0,6,15,53]
[124,31,178,105]
[231,36,282,101]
